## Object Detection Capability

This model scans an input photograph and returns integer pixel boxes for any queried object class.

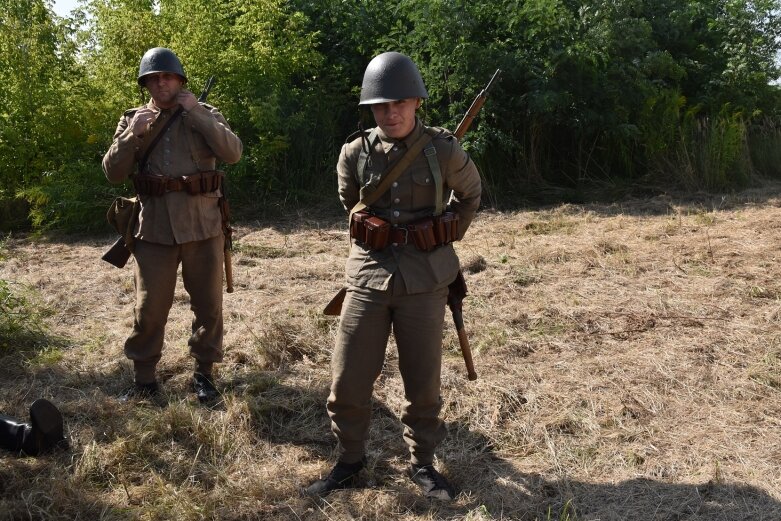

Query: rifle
[198,76,215,103]
[447,271,477,380]
[454,69,501,139]
[323,69,501,380]
[196,76,234,293]
[219,184,235,293]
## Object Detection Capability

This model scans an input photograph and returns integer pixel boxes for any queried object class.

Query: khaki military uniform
[103,101,242,383]
[329,118,481,465]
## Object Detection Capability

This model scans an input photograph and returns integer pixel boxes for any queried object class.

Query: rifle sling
[137,106,184,171]
[349,129,436,220]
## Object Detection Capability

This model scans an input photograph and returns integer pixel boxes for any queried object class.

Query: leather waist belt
[133,170,224,196]
[350,211,459,252]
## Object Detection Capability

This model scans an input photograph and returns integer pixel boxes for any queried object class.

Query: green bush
[2,0,781,230]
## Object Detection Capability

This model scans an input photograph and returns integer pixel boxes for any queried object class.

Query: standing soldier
[305,52,481,500]
[103,47,242,403]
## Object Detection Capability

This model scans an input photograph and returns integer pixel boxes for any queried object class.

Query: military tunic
[103,101,242,383]
[328,119,481,465]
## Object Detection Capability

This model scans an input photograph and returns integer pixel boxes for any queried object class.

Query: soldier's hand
[130,107,159,138]
[177,90,199,111]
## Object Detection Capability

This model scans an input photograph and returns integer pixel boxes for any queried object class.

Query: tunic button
[394,198,400,204]
[392,182,398,188]
[425,178,430,183]
[393,210,400,217]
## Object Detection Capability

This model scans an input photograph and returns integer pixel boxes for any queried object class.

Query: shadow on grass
[0,455,125,521]
[233,373,340,456]
[435,421,781,521]
[278,406,781,520]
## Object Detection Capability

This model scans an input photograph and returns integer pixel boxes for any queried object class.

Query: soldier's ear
[415,98,422,109]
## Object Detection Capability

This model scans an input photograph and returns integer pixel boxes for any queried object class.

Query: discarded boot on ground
[0,399,67,456]
[303,459,365,497]
[192,373,219,403]
[408,463,456,500]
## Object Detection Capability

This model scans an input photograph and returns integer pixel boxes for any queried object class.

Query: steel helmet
[137,47,187,86]
[358,52,428,105]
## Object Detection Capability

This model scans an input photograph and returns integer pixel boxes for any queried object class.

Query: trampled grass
[2,184,781,520]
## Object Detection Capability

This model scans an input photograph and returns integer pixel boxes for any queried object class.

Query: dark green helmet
[137,47,187,86]
[358,52,428,106]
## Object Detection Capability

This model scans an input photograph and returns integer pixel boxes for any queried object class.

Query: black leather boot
[192,373,219,403]
[303,459,365,497]
[0,399,66,456]
[0,414,27,453]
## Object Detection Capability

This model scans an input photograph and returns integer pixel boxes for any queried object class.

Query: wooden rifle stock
[101,236,132,268]
[323,287,347,316]
[447,270,477,380]
[219,190,234,294]
[224,248,234,293]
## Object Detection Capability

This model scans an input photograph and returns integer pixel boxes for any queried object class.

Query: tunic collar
[376,118,424,154]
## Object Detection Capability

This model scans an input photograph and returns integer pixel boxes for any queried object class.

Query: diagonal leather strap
[349,130,435,221]
[137,106,184,172]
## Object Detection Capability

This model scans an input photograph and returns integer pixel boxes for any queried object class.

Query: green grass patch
[234,242,296,259]
[27,346,64,366]
[524,218,577,236]
[0,278,53,353]
[748,285,780,300]
[513,267,541,287]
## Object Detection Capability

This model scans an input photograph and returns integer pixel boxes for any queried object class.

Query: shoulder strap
[138,107,184,172]
[423,141,443,216]
[349,130,433,220]
[356,128,379,183]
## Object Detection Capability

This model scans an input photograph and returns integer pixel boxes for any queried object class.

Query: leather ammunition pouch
[350,211,459,252]
[350,212,390,250]
[133,170,224,196]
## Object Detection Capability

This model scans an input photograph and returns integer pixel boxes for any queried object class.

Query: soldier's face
[144,73,184,109]
[371,97,421,139]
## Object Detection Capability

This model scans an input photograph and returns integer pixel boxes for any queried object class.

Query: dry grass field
[2,184,781,520]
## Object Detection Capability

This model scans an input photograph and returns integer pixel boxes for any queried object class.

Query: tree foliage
[1,0,780,231]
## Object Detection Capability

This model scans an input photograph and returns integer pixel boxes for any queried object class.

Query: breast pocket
[410,167,437,210]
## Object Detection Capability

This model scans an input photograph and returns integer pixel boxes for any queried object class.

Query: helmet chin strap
[358,107,372,154]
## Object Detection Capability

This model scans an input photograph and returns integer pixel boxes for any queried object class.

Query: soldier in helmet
[304,52,481,500]
[102,47,242,404]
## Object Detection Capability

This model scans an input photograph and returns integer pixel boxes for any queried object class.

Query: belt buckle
[395,226,408,246]
[166,176,186,193]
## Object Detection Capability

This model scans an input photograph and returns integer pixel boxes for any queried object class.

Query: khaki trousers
[124,235,224,383]
[327,275,448,465]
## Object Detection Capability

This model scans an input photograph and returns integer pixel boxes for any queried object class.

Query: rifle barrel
[198,76,215,103]
[484,68,501,94]
[454,69,501,140]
